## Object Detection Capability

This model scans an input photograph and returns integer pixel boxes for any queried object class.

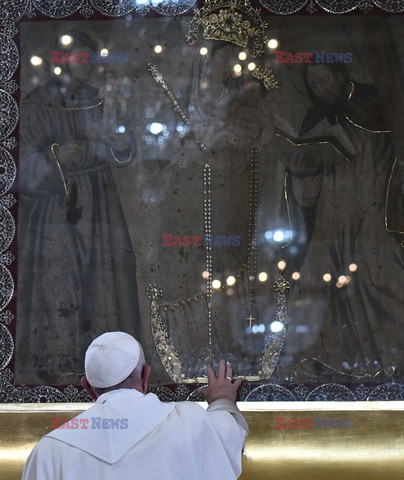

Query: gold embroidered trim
[274,129,352,163]
[109,146,132,165]
[50,143,68,196]
[25,99,104,111]
[348,80,354,101]
[343,114,391,134]
[281,171,293,249]
[385,156,404,239]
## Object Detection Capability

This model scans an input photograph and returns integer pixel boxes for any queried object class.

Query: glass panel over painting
[6,4,404,398]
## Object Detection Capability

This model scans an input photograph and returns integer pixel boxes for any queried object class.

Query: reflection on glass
[267,38,278,49]
[30,55,42,66]
[258,272,268,282]
[226,276,236,286]
[60,34,73,46]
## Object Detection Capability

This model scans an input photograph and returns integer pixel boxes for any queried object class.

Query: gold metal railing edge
[1,401,404,480]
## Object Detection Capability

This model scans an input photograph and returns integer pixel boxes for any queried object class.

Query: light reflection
[349,263,358,272]
[226,275,236,286]
[323,273,332,282]
[238,52,247,61]
[200,47,208,56]
[251,324,265,334]
[202,271,210,279]
[100,48,108,57]
[60,35,73,46]
[292,272,300,280]
[258,272,268,282]
[30,56,42,66]
[338,275,347,284]
[212,279,221,289]
[233,64,242,73]
[278,260,286,271]
[53,67,62,76]
[30,75,40,86]
[149,122,164,135]
[268,38,279,49]
[154,45,163,54]
[0,447,35,461]
[248,62,256,71]
[265,229,293,244]
[270,321,284,333]
[116,125,126,134]
[177,125,190,134]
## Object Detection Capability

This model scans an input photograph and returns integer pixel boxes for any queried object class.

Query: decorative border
[1,0,403,402]
[1,364,403,402]
[1,1,404,21]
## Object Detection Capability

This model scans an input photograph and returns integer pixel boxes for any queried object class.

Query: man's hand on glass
[201,359,243,404]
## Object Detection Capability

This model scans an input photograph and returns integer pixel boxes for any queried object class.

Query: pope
[22,331,248,480]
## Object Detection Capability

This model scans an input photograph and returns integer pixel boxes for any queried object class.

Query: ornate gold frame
[1,401,403,479]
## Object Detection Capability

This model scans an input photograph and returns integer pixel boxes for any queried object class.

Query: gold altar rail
[1,401,403,479]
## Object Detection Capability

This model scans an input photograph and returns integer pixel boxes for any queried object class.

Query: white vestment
[22,389,248,480]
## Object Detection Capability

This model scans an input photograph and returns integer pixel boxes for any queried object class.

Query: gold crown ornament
[186,0,269,58]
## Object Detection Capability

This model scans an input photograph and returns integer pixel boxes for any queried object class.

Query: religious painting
[0,0,403,402]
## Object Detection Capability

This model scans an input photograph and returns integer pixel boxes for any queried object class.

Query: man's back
[22,389,247,480]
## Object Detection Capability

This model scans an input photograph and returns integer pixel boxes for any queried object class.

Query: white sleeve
[207,399,248,437]
[204,399,248,478]
[22,439,57,480]
[22,446,40,480]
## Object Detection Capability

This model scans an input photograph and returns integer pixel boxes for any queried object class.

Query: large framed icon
[0,0,403,403]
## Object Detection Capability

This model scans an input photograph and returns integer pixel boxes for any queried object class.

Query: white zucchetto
[85,331,140,388]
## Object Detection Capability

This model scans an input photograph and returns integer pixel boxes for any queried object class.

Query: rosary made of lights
[203,152,261,371]
[203,164,213,365]
[247,146,258,330]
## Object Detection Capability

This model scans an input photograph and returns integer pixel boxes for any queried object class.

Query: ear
[141,365,152,394]
[80,375,97,401]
